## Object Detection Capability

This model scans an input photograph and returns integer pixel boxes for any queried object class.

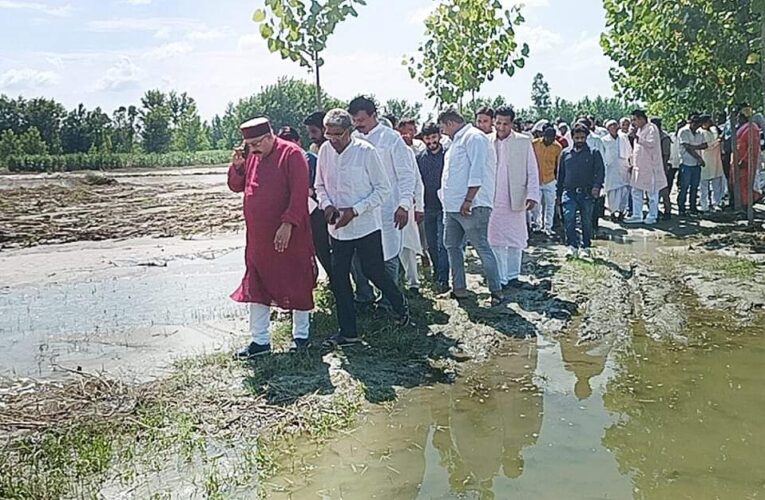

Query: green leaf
[252,9,266,23]
[260,23,274,39]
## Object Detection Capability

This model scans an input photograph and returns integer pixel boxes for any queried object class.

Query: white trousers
[491,246,522,285]
[400,248,420,289]
[530,180,557,230]
[606,186,630,213]
[631,188,660,220]
[700,176,725,211]
[249,303,310,345]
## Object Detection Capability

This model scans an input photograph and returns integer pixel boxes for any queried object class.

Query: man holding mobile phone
[228,117,317,358]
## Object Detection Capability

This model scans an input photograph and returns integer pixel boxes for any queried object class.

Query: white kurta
[700,127,724,181]
[602,132,632,191]
[354,123,417,261]
[401,147,424,253]
[487,132,540,250]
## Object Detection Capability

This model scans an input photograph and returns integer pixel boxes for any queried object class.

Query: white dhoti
[700,176,725,211]
[491,247,523,285]
[606,186,630,213]
[250,303,309,345]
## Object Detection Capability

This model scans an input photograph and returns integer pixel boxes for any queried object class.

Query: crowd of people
[227,98,764,358]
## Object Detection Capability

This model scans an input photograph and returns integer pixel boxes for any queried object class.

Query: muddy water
[270,309,765,499]
[0,249,246,378]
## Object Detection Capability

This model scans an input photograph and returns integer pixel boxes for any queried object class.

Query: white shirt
[441,124,495,211]
[587,133,606,159]
[678,124,705,166]
[315,138,391,241]
[354,123,417,260]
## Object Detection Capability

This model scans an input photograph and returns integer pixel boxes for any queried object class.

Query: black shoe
[321,334,362,349]
[662,212,671,220]
[435,282,450,294]
[505,278,534,291]
[235,342,271,359]
[289,338,310,353]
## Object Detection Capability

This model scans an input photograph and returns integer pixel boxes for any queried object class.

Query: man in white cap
[228,117,317,358]
[601,119,632,221]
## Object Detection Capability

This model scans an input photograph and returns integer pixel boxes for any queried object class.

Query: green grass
[560,257,612,285]
[690,253,759,279]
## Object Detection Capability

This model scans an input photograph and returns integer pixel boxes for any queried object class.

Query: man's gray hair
[324,108,353,130]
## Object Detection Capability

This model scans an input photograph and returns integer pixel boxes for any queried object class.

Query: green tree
[382,98,423,123]
[531,73,551,116]
[0,129,20,165]
[20,97,66,154]
[219,77,345,149]
[210,114,226,149]
[140,90,172,153]
[18,127,48,155]
[464,96,508,121]
[406,0,530,108]
[172,101,211,152]
[253,0,367,108]
[601,0,763,123]
[111,105,139,153]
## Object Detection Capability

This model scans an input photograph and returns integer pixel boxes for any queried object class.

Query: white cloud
[125,0,151,4]
[96,58,143,92]
[0,0,72,17]
[186,29,226,41]
[238,34,264,53]
[0,68,60,90]
[143,42,192,61]
[407,6,431,25]
[88,17,203,38]
[515,24,563,53]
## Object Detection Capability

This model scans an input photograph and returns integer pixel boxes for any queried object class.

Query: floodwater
[0,247,246,379]
[270,297,765,499]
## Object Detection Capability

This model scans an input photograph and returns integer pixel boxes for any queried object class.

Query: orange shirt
[532,138,562,184]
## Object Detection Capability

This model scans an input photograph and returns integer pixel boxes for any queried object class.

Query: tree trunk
[731,110,741,212]
[748,114,755,224]
[313,51,322,110]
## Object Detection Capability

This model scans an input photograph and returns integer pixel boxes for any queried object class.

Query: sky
[0,0,617,120]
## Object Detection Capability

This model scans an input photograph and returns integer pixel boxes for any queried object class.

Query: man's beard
[573,143,585,150]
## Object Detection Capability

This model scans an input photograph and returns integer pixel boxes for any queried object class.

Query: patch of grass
[689,253,759,279]
[560,258,611,285]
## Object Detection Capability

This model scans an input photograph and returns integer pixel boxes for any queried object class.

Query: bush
[6,150,231,173]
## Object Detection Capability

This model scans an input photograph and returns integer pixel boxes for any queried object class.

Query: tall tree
[382,99,423,123]
[406,0,530,108]
[17,127,48,155]
[253,0,367,108]
[210,114,226,149]
[111,105,139,153]
[139,90,172,153]
[531,73,551,116]
[172,101,211,152]
[19,97,66,154]
[218,77,345,149]
[601,0,763,122]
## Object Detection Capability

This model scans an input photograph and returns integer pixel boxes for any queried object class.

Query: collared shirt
[678,124,705,166]
[556,145,605,199]
[441,124,495,211]
[353,123,415,211]
[532,138,562,184]
[416,147,445,212]
[315,138,391,241]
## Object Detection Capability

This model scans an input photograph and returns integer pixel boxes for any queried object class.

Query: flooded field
[270,309,765,500]
[0,239,247,380]
[1,168,762,499]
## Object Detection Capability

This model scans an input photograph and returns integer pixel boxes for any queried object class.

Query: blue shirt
[416,147,445,211]
[556,145,605,199]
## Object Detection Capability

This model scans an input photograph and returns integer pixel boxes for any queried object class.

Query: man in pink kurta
[487,107,540,289]
[228,117,317,358]
[625,110,667,225]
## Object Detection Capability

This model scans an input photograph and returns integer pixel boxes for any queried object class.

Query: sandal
[321,334,362,349]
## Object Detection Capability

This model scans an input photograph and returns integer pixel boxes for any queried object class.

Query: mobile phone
[241,143,250,158]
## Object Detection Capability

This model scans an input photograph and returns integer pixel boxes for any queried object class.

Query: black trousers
[330,230,406,337]
[311,209,332,281]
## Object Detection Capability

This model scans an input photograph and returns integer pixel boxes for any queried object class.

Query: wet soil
[1,169,763,499]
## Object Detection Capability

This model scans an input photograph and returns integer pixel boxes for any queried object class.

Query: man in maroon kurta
[228,117,317,358]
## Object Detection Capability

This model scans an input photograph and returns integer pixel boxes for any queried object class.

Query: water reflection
[272,334,634,499]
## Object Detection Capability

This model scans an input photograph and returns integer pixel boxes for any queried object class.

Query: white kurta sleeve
[354,148,391,216]
[526,143,541,204]
[315,146,332,210]
[391,135,416,211]
[465,134,487,187]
